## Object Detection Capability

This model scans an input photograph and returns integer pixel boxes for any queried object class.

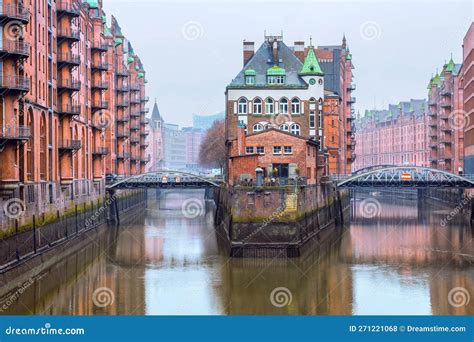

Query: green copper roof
[244,69,256,76]
[267,65,286,76]
[409,105,414,112]
[432,73,441,86]
[135,65,140,71]
[114,38,123,46]
[445,58,455,73]
[144,79,148,84]
[127,56,134,64]
[102,15,106,24]
[397,103,402,109]
[138,72,145,78]
[300,48,324,76]
[346,53,352,61]
[387,111,393,118]
[86,0,99,9]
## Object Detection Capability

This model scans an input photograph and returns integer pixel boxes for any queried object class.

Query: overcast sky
[104,0,473,127]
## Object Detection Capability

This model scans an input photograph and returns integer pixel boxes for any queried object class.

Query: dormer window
[266,66,286,85]
[244,69,256,86]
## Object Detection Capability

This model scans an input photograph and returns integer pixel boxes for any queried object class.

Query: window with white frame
[267,75,285,84]
[318,111,323,128]
[273,146,282,154]
[245,76,255,85]
[238,98,247,114]
[290,123,301,135]
[253,123,263,132]
[309,110,316,128]
[265,98,274,114]
[291,98,300,114]
[256,146,265,154]
[279,98,288,114]
[279,124,289,132]
[253,98,262,114]
[283,146,293,154]
[245,146,254,154]
[264,123,272,130]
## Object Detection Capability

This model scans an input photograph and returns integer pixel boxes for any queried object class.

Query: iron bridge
[106,170,222,190]
[336,166,474,188]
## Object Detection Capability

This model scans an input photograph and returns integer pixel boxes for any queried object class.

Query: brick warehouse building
[353,100,429,170]
[463,23,474,175]
[0,1,148,226]
[225,33,355,183]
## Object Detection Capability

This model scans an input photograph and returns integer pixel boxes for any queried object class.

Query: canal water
[1,189,473,315]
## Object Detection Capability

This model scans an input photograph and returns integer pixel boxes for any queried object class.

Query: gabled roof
[228,40,306,88]
[151,99,162,120]
[300,47,324,76]
[232,127,319,147]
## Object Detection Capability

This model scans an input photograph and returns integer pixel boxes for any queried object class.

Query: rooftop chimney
[272,39,279,64]
[294,41,305,63]
[243,41,254,66]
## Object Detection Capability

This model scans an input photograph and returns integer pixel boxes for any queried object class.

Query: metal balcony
[140,156,150,163]
[141,96,150,103]
[130,155,140,161]
[92,147,109,156]
[116,152,130,159]
[428,111,437,117]
[0,5,30,23]
[57,28,80,41]
[428,101,437,106]
[141,142,149,148]
[116,115,130,123]
[117,131,129,139]
[347,97,356,104]
[440,139,453,145]
[440,102,452,108]
[130,138,140,144]
[57,78,80,91]
[115,69,129,77]
[57,52,80,66]
[0,75,30,92]
[57,2,80,17]
[0,125,30,141]
[141,108,149,114]
[140,130,149,136]
[91,80,109,90]
[130,97,140,104]
[57,104,80,116]
[91,61,109,71]
[116,84,129,92]
[116,101,129,108]
[130,84,140,91]
[91,41,109,52]
[58,139,81,150]
[0,41,30,58]
[130,125,140,131]
[91,101,108,110]
[347,83,356,91]
[130,111,140,117]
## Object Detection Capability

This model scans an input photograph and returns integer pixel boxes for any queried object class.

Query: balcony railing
[91,61,109,71]
[117,131,129,138]
[0,41,30,57]
[141,142,149,148]
[0,75,30,91]
[116,152,130,159]
[428,101,437,106]
[0,125,30,140]
[90,41,110,52]
[0,5,31,23]
[140,156,151,163]
[440,102,452,108]
[347,97,356,104]
[130,111,140,117]
[57,2,80,17]
[91,80,109,90]
[130,84,140,91]
[116,100,129,107]
[57,78,80,91]
[57,27,80,41]
[115,69,129,77]
[92,147,109,156]
[130,155,140,161]
[130,125,140,131]
[116,115,130,123]
[116,84,129,92]
[58,139,81,150]
[91,100,108,110]
[140,130,150,136]
[130,137,140,144]
[141,108,149,114]
[347,83,356,91]
[57,104,80,116]
[141,96,150,102]
[57,52,80,66]
[130,97,140,104]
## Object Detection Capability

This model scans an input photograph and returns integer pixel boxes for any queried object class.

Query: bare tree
[199,120,226,173]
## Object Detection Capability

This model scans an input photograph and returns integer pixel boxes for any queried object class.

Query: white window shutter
[248,101,252,114]
[233,102,237,114]
[275,101,279,114]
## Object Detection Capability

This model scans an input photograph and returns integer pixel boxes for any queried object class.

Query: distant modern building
[354,100,429,170]
[193,112,224,131]
[163,124,187,170]
[463,23,474,175]
[182,127,204,170]
[146,100,165,171]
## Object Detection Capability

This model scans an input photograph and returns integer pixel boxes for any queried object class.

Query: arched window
[238,98,247,114]
[264,123,272,130]
[40,113,47,181]
[253,123,263,132]
[279,124,289,132]
[253,98,262,114]
[290,123,301,135]
[279,98,288,114]
[265,98,274,115]
[291,98,301,114]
